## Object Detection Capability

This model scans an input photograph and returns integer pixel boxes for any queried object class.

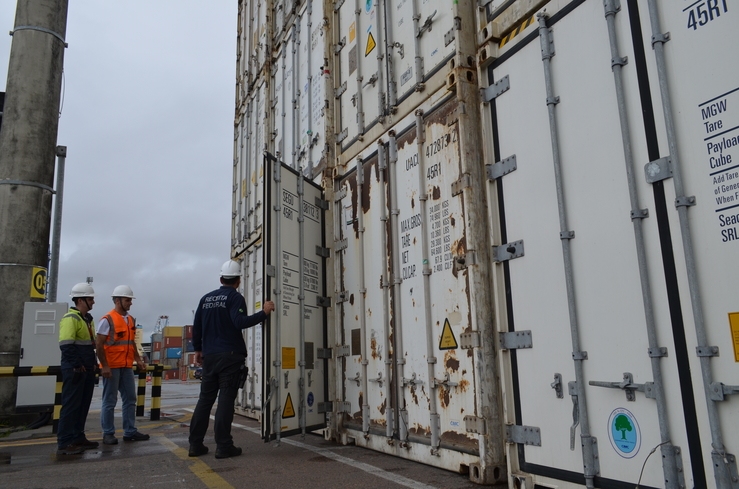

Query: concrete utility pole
[0,0,69,416]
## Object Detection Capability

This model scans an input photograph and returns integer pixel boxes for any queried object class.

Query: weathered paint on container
[231,0,738,486]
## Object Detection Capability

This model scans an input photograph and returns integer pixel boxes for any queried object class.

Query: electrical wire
[635,440,670,488]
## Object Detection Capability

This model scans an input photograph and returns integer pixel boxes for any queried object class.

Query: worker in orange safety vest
[95,285,149,445]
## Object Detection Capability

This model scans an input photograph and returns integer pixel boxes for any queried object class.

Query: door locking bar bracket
[709,382,739,401]
[589,372,656,401]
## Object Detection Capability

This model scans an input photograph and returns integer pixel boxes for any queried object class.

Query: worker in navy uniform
[57,283,99,455]
[188,260,275,459]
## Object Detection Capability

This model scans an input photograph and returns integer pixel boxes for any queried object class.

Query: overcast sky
[0,2,238,339]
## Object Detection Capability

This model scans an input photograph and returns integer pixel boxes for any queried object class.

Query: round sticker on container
[608,408,641,458]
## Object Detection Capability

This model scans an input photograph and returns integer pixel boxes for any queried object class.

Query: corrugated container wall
[231,0,739,487]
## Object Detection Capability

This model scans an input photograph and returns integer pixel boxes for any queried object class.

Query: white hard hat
[112,285,135,298]
[220,260,241,278]
[70,283,95,298]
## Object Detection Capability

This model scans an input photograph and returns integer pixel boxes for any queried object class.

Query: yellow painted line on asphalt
[156,435,234,489]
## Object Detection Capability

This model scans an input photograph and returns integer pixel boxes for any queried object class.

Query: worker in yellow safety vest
[56,283,100,456]
[95,285,149,445]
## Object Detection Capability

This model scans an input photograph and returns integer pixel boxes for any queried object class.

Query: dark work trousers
[57,368,96,448]
[189,352,245,449]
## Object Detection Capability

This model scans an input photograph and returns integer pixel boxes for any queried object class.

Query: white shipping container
[482,0,739,487]
[333,0,460,154]
[333,89,489,474]
[230,0,738,486]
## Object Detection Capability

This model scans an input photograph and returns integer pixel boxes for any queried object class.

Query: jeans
[189,352,244,449]
[101,367,138,437]
[57,367,96,448]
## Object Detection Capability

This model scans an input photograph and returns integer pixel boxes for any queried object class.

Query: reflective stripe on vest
[102,311,136,368]
[59,311,95,346]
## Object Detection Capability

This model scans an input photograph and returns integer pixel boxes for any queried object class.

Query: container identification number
[685,0,728,31]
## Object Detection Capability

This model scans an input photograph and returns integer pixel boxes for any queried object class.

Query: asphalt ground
[0,381,482,489]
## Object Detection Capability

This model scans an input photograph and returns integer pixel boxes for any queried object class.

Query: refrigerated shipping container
[230,0,738,487]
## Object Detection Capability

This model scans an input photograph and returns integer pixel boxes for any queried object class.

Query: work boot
[123,431,150,442]
[188,443,209,457]
[215,445,242,459]
[103,434,118,445]
[57,443,85,455]
[75,436,99,450]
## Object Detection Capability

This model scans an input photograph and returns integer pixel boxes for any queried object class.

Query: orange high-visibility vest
[102,310,136,368]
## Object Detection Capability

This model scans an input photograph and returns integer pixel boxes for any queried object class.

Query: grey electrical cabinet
[16,302,67,411]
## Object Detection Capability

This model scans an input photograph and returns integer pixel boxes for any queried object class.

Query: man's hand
[194,351,203,367]
[263,300,276,314]
[137,359,148,372]
[101,366,112,378]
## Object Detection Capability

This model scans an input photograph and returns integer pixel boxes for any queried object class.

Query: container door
[335,94,481,473]
[238,245,266,420]
[645,0,739,485]
[486,0,711,487]
[262,153,328,440]
[296,0,327,178]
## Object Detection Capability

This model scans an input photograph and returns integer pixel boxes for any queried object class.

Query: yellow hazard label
[282,347,296,369]
[282,392,296,418]
[30,267,47,299]
[439,319,458,350]
[365,32,376,57]
[349,22,356,43]
[729,312,739,362]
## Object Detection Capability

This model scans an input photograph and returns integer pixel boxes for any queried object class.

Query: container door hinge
[506,425,541,446]
[481,74,510,103]
[335,239,348,252]
[487,154,517,181]
[460,331,480,349]
[266,265,276,277]
[464,415,486,434]
[317,348,333,359]
[316,246,331,258]
[499,330,533,350]
[336,128,348,144]
[335,345,351,357]
[334,37,346,55]
[333,0,345,12]
[334,188,347,201]
[708,382,739,401]
[452,251,477,273]
[318,401,351,413]
[315,197,329,210]
[493,240,524,262]
[644,156,672,184]
[444,17,461,47]
[316,296,331,308]
[451,173,471,196]
[335,81,347,98]
[336,290,349,304]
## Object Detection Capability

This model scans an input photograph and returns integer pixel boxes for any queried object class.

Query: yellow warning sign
[438,319,458,350]
[729,312,739,362]
[365,32,376,57]
[349,22,356,43]
[282,347,296,369]
[30,267,47,299]
[282,392,296,418]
